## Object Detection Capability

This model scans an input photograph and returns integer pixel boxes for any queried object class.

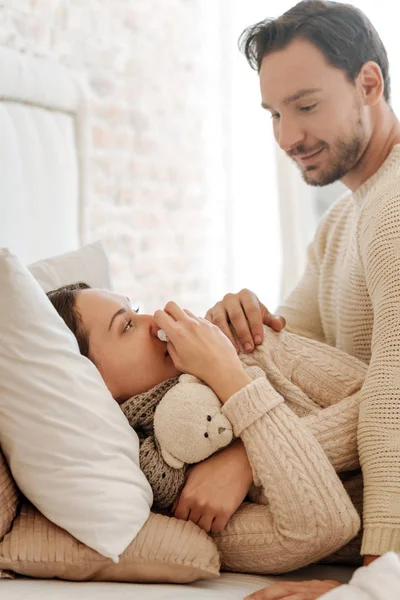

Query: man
[172,1,400,598]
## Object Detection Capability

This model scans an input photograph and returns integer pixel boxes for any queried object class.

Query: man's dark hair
[47,282,91,358]
[240,0,391,103]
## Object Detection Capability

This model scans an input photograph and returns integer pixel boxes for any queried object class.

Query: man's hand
[172,439,252,534]
[363,554,380,566]
[205,289,285,354]
[244,579,342,599]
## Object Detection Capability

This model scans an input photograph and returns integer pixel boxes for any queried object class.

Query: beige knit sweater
[212,325,365,573]
[275,144,400,557]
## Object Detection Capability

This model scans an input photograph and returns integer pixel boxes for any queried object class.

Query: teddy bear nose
[218,427,226,434]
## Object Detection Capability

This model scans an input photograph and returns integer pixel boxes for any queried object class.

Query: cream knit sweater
[275,144,400,557]
[213,325,365,573]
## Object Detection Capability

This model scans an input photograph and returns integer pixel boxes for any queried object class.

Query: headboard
[0,46,89,264]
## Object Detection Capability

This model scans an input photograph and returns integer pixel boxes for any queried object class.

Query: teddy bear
[153,366,264,470]
[153,373,234,469]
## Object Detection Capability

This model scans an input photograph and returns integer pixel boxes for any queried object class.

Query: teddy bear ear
[160,446,185,469]
[178,373,201,385]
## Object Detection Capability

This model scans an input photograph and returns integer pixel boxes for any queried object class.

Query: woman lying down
[47,283,366,576]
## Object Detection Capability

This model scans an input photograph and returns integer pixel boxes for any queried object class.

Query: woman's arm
[172,389,361,539]
[171,438,253,534]
[302,393,361,472]
[153,303,360,573]
[215,374,361,574]
[239,324,368,473]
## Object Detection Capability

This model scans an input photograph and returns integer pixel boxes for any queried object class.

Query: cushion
[0,248,152,561]
[0,450,19,543]
[0,501,220,583]
[28,240,113,292]
[0,241,111,547]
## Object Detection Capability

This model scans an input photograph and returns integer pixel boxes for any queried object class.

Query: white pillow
[0,248,152,562]
[28,240,113,292]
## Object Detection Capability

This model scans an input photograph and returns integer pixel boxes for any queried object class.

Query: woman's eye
[123,319,132,333]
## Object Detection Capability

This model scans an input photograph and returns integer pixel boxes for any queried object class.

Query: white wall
[223,1,285,312]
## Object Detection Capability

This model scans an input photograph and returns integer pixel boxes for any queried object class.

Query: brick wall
[0,0,229,314]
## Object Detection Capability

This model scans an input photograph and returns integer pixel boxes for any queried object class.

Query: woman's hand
[171,439,253,534]
[153,301,250,398]
[205,289,286,354]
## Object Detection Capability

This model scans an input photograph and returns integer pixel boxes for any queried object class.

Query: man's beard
[291,113,367,187]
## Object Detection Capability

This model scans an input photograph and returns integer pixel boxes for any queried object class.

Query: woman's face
[75,288,181,401]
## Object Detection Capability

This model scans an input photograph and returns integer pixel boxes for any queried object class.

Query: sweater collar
[352,143,400,207]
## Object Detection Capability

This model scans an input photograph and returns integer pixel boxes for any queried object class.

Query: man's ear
[357,61,384,106]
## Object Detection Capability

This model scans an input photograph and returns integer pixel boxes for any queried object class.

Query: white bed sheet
[0,564,355,600]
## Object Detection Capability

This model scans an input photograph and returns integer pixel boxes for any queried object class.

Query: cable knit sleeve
[216,375,361,573]
[302,392,361,473]
[357,189,400,555]
[240,325,367,474]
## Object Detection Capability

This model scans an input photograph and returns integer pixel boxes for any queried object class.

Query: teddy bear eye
[207,415,211,422]
[204,432,209,438]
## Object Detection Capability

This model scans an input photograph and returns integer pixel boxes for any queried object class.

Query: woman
[47,283,365,577]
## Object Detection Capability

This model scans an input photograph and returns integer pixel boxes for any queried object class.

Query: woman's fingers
[163,300,188,320]
[196,513,215,534]
[173,501,226,535]
[154,301,189,328]
[154,303,192,345]
[172,496,190,521]
[173,502,215,534]
[210,513,229,534]
[153,307,176,330]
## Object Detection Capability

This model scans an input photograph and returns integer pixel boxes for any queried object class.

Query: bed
[0,44,357,599]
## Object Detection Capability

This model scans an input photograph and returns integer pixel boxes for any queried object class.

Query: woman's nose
[149,318,162,339]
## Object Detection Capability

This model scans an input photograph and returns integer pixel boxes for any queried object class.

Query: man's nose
[276,116,305,152]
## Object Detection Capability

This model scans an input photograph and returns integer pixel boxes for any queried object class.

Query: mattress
[0,563,355,599]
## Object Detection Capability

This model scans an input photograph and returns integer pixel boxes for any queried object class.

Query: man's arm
[276,237,326,342]
[275,196,351,343]
[357,191,400,556]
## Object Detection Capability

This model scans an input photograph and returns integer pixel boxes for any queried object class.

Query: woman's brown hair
[240,0,391,103]
[47,282,91,358]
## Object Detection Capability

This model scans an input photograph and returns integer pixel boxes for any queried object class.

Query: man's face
[259,38,370,186]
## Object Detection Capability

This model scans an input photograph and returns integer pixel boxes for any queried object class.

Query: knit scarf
[119,376,188,511]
